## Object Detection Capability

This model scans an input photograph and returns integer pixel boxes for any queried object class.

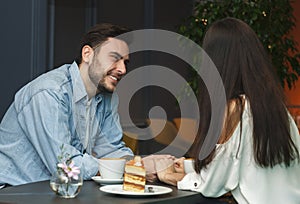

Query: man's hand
[142,155,175,182]
[155,158,175,180]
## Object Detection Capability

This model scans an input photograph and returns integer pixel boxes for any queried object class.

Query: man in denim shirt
[0,23,133,186]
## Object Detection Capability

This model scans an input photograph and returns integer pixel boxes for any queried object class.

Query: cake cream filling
[124,166,146,177]
[124,173,146,186]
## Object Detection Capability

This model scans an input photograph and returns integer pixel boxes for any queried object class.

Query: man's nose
[116,60,127,75]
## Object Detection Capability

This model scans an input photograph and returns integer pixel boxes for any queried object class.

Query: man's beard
[97,78,113,94]
[88,60,113,94]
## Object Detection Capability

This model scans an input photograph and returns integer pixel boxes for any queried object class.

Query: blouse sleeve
[177,154,240,197]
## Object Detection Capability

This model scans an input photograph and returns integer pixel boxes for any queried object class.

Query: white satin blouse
[178,99,300,204]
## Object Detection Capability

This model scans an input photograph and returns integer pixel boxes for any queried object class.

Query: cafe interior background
[0,0,299,155]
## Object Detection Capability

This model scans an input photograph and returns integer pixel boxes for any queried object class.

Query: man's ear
[81,45,94,64]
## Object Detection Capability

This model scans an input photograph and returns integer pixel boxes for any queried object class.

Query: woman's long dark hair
[193,17,299,171]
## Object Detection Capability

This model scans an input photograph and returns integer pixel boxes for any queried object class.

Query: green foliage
[179,0,300,93]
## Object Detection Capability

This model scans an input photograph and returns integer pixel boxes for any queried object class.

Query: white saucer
[91,176,123,185]
[99,184,173,196]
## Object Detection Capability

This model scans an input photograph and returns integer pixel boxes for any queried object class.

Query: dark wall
[0,0,48,119]
[0,0,194,123]
[52,0,88,68]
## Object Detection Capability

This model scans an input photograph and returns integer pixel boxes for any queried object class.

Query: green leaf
[178,0,300,94]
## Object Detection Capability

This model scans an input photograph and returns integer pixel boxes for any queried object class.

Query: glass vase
[50,170,83,198]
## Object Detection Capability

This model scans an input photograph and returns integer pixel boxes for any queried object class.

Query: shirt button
[194,182,198,187]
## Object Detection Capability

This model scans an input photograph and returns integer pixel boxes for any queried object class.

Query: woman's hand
[174,157,185,174]
[155,158,185,186]
[142,154,175,182]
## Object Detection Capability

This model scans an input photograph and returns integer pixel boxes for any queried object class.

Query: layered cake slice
[123,156,146,192]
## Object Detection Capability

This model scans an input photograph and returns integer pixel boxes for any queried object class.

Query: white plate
[92,176,123,185]
[99,184,172,196]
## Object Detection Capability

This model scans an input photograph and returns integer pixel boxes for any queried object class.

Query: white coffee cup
[184,158,195,173]
[98,158,126,179]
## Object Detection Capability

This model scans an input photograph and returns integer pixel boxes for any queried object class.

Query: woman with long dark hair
[155,17,300,203]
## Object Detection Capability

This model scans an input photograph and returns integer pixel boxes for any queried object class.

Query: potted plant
[178,0,300,96]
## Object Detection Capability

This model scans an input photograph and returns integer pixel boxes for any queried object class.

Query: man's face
[88,37,129,94]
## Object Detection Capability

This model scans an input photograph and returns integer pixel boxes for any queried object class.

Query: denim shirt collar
[69,61,87,103]
[69,61,103,104]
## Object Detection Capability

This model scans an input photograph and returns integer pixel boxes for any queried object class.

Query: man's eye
[114,56,121,62]
[110,54,120,62]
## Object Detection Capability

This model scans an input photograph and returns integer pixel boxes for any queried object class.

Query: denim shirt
[0,62,133,186]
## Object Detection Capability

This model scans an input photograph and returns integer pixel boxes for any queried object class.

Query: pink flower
[57,160,80,180]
